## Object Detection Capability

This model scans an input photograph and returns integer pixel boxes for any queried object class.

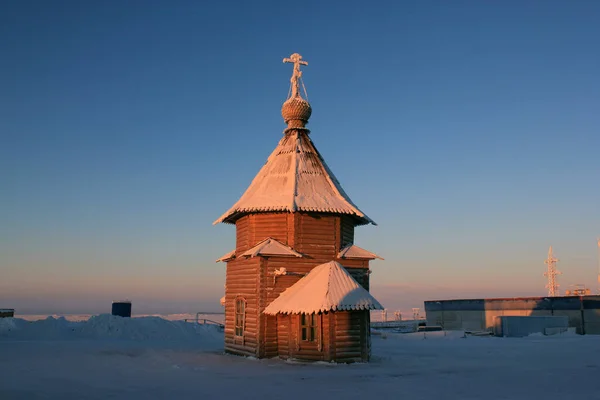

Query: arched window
[235,298,246,337]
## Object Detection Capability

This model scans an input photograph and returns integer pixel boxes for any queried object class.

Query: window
[300,313,317,342]
[235,298,245,337]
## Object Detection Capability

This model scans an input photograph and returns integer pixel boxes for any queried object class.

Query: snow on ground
[1,316,599,400]
[16,313,225,323]
[0,315,223,341]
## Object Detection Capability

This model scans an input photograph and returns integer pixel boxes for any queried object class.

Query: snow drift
[0,314,222,341]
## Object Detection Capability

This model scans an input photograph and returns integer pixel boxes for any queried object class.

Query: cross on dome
[281,53,312,129]
[283,53,308,99]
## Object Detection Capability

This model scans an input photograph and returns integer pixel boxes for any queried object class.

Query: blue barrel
[111,301,132,317]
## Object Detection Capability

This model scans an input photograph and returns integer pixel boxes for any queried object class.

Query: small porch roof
[337,244,384,260]
[215,249,236,263]
[263,261,384,315]
[240,238,303,259]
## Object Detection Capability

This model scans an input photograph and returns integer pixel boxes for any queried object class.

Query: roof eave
[214,209,376,226]
[355,215,376,226]
[239,237,304,259]
[215,256,235,263]
[339,243,381,256]
[263,303,384,315]
[215,249,236,263]
[241,253,302,259]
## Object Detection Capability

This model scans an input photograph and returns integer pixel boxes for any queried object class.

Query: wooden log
[334,335,362,342]
[334,327,360,334]
[335,351,362,358]
[225,278,257,284]
[297,228,336,235]
[297,242,336,248]
[226,267,257,273]
[226,274,256,279]
[340,260,368,268]
[334,335,361,342]
[225,282,257,288]
[253,219,287,225]
[225,345,256,357]
[252,225,287,232]
[335,322,362,329]
[300,222,335,230]
[335,344,362,351]
[226,266,256,273]
[335,321,362,327]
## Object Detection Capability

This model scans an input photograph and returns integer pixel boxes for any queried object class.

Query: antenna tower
[544,246,561,296]
[597,238,600,295]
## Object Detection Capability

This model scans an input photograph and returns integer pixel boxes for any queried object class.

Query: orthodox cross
[283,53,308,98]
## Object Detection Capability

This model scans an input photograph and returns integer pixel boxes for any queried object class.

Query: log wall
[280,313,332,362]
[334,310,369,362]
[277,311,369,362]
[235,215,250,254]
[252,213,289,246]
[295,213,338,261]
[340,216,355,248]
[276,314,291,359]
[235,212,362,262]
[224,257,260,356]
[235,213,291,254]
[227,211,375,361]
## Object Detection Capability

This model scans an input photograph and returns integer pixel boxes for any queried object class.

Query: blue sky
[1,1,599,314]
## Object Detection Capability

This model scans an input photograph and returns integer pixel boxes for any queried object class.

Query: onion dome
[281,95,312,128]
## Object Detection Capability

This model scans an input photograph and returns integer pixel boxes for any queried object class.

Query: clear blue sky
[1,1,599,315]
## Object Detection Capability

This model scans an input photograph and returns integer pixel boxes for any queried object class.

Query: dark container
[0,309,15,318]
[111,301,132,318]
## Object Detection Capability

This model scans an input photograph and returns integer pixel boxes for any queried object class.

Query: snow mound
[0,316,78,339]
[79,314,220,340]
[0,318,18,333]
[0,314,223,341]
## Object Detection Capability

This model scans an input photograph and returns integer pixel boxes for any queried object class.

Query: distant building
[424,296,600,334]
[213,53,384,362]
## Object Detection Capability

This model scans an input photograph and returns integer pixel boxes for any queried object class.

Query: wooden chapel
[214,53,384,363]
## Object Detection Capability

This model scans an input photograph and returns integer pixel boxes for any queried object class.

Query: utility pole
[597,238,600,295]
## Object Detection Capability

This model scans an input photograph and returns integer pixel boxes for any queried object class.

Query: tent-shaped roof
[213,131,375,226]
[337,244,384,260]
[215,250,236,263]
[263,261,383,315]
[240,237,303,259]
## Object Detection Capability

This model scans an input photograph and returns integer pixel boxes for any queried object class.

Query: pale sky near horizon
[2,1,599,315]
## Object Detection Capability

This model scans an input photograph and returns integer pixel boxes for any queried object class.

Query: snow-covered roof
[263,261,383,315]
[215,250,236,263]
[337,244,384,260]
[213,131,375,225]
[240,238,303,258]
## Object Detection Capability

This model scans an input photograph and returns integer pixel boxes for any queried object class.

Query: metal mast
[544,246,561,296]
[597,238,600,295]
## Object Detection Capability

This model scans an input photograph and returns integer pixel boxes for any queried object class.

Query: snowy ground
[1,316,599,400]
[15,313,225,323]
